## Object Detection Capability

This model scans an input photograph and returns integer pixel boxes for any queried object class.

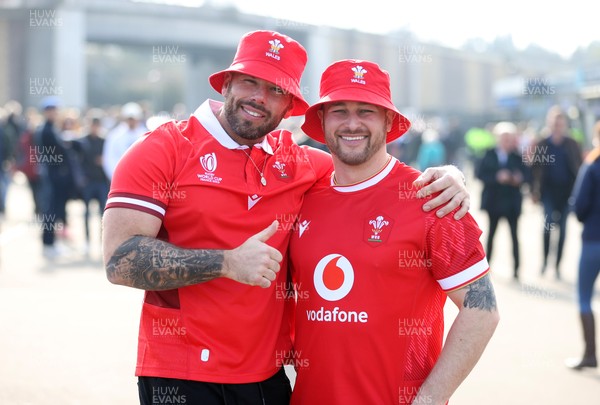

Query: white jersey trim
[437,258,489,291]
[192,100,273,154]
[106,196,166,216]
[332,156,396,193]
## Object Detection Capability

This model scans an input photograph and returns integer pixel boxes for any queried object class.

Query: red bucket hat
[209,30,309,117]
[301,59,411,143]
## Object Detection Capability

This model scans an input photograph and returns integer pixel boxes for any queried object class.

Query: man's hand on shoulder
[413,165,470,220]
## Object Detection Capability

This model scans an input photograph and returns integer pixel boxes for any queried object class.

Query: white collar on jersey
[331,156,397,193]
[192,100,274,155]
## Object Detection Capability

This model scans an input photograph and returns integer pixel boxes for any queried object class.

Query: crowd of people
[0,91,472,263]
[0,97,150,257]
[393,105,592,285]
[0,92,591,268]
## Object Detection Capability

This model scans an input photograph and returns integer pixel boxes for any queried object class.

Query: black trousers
[138,367,291,405]
[487,213,520,273]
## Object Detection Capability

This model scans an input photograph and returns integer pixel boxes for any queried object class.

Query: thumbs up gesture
[223,220,283,288]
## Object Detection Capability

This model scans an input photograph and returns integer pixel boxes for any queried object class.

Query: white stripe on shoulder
[106,196,166,216]
[437,258,489,291]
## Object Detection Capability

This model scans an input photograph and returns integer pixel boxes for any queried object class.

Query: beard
[222,93,283,141]
[325,127,387,166]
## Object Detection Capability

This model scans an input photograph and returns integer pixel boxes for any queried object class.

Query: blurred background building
[1,0,600,143]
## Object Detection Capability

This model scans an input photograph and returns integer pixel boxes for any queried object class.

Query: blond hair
[584,121,600,163]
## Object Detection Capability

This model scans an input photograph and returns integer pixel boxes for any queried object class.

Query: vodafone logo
[307,254,368,323]
[313,254,354,302]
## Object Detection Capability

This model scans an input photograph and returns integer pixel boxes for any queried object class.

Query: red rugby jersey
[106,100,333,383]
[288,157,488,404]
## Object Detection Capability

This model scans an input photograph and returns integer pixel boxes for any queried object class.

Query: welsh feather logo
[368,215,389,242]
[272,161,288,178]
[351,65,367,84]
[269,39,284,54]
[270,155,295,182]
[313,254,354,301]
[363,213,394,246]
[197,152,222,184]
[266,39,284,60]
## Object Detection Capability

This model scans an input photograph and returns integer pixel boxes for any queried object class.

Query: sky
[170,0,596,58]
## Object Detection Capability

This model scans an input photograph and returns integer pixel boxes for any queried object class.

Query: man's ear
[221,73,233,96]
[386,110,395,133]
[282,97,294,119]
[317,107,325,129]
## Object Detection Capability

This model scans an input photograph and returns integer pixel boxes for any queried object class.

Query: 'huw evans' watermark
[30,9,62,27]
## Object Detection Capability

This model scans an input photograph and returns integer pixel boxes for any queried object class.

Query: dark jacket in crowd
[477,147,528,217]
[531,136,582,206]
[73,134,108,184]
[573,155,600,241]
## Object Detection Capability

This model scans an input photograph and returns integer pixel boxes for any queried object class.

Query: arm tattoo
[106,236,224,290]
[462,275,497,312]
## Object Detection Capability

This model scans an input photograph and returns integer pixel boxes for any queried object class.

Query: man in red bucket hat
[103,30,471,404]
[208,31,309,119]
[288,59,500,405]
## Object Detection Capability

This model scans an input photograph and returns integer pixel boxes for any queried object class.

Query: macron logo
[298,219,311,238]
[248,194,262,210]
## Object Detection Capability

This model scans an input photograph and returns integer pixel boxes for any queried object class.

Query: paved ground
[1,170,599,404]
